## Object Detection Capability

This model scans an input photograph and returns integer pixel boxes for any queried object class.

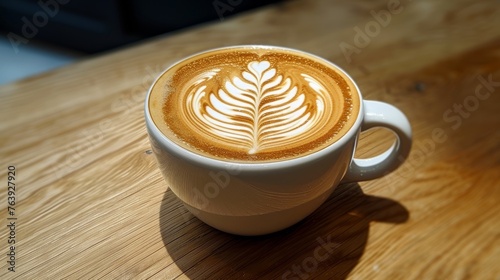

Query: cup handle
[341,100,412,183]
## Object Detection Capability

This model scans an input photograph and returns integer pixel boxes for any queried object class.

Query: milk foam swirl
[152,48,358,162]
[182,61,334,154]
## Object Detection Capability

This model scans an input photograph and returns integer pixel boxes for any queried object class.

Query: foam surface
[149,47,360,162]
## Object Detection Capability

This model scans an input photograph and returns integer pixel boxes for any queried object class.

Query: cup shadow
[159,183,409,279]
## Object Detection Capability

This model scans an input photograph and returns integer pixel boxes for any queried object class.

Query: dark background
[0,0,281,53]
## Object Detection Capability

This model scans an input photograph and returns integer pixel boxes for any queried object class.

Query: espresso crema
[149,46,360,162]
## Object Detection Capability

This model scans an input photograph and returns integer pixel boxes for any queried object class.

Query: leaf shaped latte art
[184,61,330,154]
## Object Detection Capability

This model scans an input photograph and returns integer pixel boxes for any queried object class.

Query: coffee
[149,46,360,162]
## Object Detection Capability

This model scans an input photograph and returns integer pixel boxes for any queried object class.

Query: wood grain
[1,0,499,279]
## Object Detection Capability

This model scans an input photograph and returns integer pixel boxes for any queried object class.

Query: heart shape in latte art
[184,60,330,154]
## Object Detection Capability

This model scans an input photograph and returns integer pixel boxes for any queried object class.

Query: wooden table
[1,0,499,279]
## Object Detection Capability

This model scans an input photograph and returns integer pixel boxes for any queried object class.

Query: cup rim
[144,45,364,172]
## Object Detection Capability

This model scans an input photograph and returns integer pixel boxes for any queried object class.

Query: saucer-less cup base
[145,46,412,236]
[182,188,334,235]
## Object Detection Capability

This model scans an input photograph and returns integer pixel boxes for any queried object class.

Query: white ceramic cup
[145,46,412,236]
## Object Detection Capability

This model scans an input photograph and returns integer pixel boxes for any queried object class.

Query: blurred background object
[0,0,281,84]
[0,37,79,84]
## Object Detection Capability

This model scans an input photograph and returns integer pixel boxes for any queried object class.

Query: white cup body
[146,114,361,235]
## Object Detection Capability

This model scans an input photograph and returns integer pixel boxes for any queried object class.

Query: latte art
[149,47,360,162]
[185,60,331,155]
